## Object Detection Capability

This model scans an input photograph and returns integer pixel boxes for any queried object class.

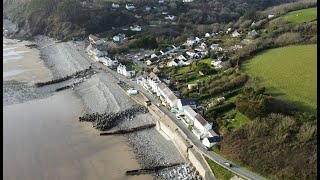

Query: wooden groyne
[126,163,183,176]
[99,124,156,136]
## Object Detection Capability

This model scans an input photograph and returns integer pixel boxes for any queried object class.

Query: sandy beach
[4,91,152,180]
[3,37,52,82]
[3,30,184,180]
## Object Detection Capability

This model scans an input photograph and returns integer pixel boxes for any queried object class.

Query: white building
[193,114,212,139]
[210,44,222,51]
[165,15,176,20]
[183,106,197,124]
[147,72,161,93]
[167,92,179,108]
[177,54,187,61]
[185,37,201,46]
[183,0,194,2]
[268,14,275,19]
[202,129,220,148]
[248,29,259,38]
[112,3,120,8]
[99,57,118,67]
[205,33,211,38]
[211,60,223,69]
[117,64,136,77]
[178,98,197,111]
[231,30,240,37]
[146,57,159,66]
[125,4,135,10]
[130,25,142,31]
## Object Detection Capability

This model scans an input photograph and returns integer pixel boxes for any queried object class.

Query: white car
[224,162,232,167]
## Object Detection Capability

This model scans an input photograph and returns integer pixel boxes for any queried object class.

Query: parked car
[224,162,232,167]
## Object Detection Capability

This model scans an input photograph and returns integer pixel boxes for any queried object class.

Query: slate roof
[167,92,178,102]
[184,106,197,117]
[208,136,220,143]
[158,83,167,90]
[195,113,208,126]
[125,65,135,71]
[180,98,197,106]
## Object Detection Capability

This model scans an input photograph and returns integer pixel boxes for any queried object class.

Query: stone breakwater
[35,67,95,87]
[79,105,149,131]
[155,163,204,180]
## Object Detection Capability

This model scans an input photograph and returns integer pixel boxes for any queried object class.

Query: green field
[243,45,317,113]
[282,7,317,24]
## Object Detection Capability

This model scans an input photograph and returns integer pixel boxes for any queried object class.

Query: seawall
[127,91,216,180]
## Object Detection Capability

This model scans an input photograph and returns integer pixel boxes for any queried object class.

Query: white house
[100,57,119,67]
[165,15,176,20]
[251,21,256,27]
[211,60,223,69]
[210,44,222,51]
[231,30,240,37]
[157,83,167,97]
[193,114,212,139]
[167,92,179,108]
[167,59,180,67]
[200,42,207,50]
[117,64,136,77]
[202,129,220,148]
[248,29,259,38]
[158,0,164,3]
[268,14,275,19]
[130,25,142,31]
[112,3,120,8]
[185,37,201,46]
[177,54,187,61]
[145,6,151,11]
[187,84,198,90]
[147,72,161,93]
[151,51,162,59]
[183,106,197,124]
[89,34,98,43]
[158,86,173,105]
[146,57,159,66]
[125,4,135,10]
[183,0,194,2]
[216,97,225,103]
[205,33,211,38]
[178,98,197,111]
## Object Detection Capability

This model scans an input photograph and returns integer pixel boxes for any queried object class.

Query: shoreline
[3,29,185,179]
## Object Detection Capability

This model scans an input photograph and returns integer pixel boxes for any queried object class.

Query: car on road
[224,162,232,167]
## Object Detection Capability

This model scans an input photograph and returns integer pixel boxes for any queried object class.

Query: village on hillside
[77,7,276,149]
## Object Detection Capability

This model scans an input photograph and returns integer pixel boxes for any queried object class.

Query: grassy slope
[204,156,235,180]
[282,7,317,24]
[242,45,317,113]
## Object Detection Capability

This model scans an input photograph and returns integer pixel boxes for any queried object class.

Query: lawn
[242,44,317,113]
[281,7,317,24]
[132,64,142,72]
[224,109,250,129]
[204,156,235,180]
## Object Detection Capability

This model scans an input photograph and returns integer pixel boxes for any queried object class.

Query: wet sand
[3,90,151,180]
[3,36,152,180]
[3,37,52,82]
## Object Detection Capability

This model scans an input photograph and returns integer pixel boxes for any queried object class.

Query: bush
[274,32,303,46]
[205,103,236,116]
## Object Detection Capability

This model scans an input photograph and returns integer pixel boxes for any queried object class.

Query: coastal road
[70,42,266,180]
